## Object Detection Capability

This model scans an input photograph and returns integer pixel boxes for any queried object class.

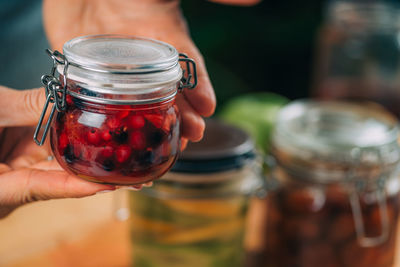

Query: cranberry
[117,108,130,119]
[87,129,101,145]
[59,133,69,150]
[144,114,163,128]
[129,115,145,129]
[100,146,114,158]
[130,131,146,150]
[73,142,83,158]
[101,130,112,142]
[66,94,74,106]
[107,116,121,129]
[116,145,131,163]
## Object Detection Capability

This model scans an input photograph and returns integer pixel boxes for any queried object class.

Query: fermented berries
[51,87,180,185]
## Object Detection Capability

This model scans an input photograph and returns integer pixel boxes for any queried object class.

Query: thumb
[0,168,115,218]
[0,86,46,127]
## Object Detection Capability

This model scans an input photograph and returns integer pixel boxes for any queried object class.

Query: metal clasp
[178,53,197,90]
[33,49,69,146]
[348,148,390,247]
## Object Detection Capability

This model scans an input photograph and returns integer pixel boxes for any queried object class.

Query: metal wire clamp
[178,53,197,90]
[33,49,69,146]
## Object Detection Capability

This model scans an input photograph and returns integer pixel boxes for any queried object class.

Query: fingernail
[125,185,142,191]
[95,189,115,195]
[143,182,153,188]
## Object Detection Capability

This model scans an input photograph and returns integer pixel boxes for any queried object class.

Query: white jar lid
[57,35,183,104]
[63,34,179,73]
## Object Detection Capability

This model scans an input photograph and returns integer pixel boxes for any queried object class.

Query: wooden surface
[0,195,399,267]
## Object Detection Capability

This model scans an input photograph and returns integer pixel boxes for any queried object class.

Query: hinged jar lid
[272,100,400,182]
[63,34,179,74]
[58,35,184,103]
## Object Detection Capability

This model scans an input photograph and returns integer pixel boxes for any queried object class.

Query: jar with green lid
[263,100,400,267]
[128,119,262,267]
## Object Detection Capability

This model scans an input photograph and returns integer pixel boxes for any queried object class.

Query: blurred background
[2,0,400,266]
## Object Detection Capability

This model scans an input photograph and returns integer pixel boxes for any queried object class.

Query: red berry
[59,133,68,150]
[144,114,164,128]
[107,117,121,129]
[116,145,131,163]
[87,129,101,145]
[161,142,172,157]
[162,115,175,133]
[117,109,130,119]
[129,115,145,129]
[73,142,83,158]
[101,130,112,141]
[100,146,114,158]
[130,131,146,150]
[66,95,74,106]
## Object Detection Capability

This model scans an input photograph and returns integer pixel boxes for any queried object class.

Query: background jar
[264,100,400,267]
[128,119,262,267]
[34,35,197,185]
[312,0,400,118]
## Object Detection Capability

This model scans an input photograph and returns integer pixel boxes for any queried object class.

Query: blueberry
[64,145,75,164]
[102,159,115,172]
[113,126,128,144]
[148,130,165,147]
[136,150,155,166]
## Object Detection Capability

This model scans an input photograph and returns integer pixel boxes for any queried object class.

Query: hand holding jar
[0,0,261,219]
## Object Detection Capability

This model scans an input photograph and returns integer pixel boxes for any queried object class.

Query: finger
[0,168,116,207]
[0,164,11,174]
[0,87,45,127]
[31,159,64,171]
[143,182,153,187]
[175,40,216,117]
[180,137,189,151]
[176,94,205,142]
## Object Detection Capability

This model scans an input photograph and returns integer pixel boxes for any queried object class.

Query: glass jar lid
[272,100,400,182]
[63,34,179,73]
[54,35,185,104]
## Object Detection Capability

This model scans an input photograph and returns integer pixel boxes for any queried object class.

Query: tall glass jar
[34,35,197,185]
[313,0,400,117]
[129,119,262,267]
[264,100,400,267]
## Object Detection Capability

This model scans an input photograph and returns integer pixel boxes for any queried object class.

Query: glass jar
[34,35,197,185]
[128,119,262,267]
[313,0,400,118]
[263,100,400,267]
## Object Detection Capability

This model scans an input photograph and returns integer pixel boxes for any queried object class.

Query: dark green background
[181,0,324,111]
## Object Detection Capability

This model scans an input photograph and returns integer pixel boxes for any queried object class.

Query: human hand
[0,87,119,219]
[43,0,223,149]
